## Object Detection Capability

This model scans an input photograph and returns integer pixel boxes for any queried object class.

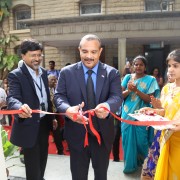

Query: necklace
[169,83,180,99]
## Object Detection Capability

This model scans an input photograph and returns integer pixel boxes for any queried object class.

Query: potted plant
[1,125,19,177]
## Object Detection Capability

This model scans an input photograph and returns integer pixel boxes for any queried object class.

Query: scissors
[78,104,83,115]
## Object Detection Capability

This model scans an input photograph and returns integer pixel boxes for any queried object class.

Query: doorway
[144,45,170,79]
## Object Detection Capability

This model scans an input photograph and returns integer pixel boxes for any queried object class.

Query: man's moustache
[84,59,94,61]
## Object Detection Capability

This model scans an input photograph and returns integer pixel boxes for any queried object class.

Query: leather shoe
[113,159,120,162]
[20,156,25,164]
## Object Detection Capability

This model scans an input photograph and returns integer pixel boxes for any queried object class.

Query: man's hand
[95,103,109,119]
[0,101,6,109]
[18,104,32,118]
[66,102,88,124]
[53,119,58,130]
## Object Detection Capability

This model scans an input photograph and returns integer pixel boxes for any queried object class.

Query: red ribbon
[0,108,174,147]
[71,110,101,147]
[102,107,173,126]
[88,111,101,145]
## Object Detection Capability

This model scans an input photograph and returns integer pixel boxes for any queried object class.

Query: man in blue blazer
[54,34,123,180]
[7,39,57,180]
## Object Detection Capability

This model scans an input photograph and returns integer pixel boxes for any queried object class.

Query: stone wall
[44,46,79,69]
[106,0,144,14]
[34,0,79,19]
[3,0,180,71]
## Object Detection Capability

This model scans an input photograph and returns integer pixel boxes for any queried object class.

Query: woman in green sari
[121,55,160,174]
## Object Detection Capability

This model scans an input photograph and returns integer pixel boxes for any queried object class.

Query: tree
[0,0,19,79]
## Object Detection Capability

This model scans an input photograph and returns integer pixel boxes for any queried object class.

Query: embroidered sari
[121,74,160,174]
[154,83,180,180]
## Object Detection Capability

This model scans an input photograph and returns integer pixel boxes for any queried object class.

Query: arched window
[13,5,31,30]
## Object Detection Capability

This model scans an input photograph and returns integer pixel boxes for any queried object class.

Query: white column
[0,125,7,180]
[118,38,126,76]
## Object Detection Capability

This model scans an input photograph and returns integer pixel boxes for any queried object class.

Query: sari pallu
[154,83,180,180]
[121,74,160,174]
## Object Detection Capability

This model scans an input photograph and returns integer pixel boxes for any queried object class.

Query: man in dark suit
[7,39,57,180]
[48,74,64,155]
[54,34,123,180]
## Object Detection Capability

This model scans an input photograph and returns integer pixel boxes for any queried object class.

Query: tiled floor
[6,155,141,180]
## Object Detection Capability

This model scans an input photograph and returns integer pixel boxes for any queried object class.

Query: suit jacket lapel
[41,70,51,102]
[21,64,49,100]
[41,70,48,92]
[75,62,87,105]
[21,64,37,95]
[96,62,106,104]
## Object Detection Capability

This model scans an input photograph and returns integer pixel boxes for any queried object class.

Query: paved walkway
[6,154,141,180]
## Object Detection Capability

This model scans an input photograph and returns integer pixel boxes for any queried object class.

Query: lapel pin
[101,75,105,78]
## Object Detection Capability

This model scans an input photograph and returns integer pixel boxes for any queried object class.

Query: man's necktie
[87,70,96,109]
[86,70,99,132]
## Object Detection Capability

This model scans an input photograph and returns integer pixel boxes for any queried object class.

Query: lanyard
[33,77,43,100]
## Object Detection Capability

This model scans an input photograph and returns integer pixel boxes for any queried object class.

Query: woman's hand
[139,107,165,116]
[150,95,162,109]
[127,81,137,92]
[128,81,151,103]
[171,120,180,132]
[138,107,154,114]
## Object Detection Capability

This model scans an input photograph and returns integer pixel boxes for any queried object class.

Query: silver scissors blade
[78,104,83,114]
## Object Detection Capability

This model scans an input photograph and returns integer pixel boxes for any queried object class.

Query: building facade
[3,0,180,76]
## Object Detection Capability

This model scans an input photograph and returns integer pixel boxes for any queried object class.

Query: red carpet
[48,134,123,160]
[48,135,70,155]
[4,126,123,160]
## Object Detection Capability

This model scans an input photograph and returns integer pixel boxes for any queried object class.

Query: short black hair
[20,39,43,55]
[65,63,71,66]
[49,60,55,65]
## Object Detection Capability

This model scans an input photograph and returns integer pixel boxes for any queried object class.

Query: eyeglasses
[28,54,44,58]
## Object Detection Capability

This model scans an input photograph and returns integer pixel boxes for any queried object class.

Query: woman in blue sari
[121,55,160,174]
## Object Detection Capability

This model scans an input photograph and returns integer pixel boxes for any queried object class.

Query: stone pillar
[118,38,126,76]
[0,125,7,180]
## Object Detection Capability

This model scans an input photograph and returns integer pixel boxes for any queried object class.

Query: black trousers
[69,134,111,180]
[52,115,64,154]
[23,120,49,180]
[113,120,121,161]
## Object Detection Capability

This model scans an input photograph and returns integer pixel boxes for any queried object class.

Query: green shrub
[1,125,18,159]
